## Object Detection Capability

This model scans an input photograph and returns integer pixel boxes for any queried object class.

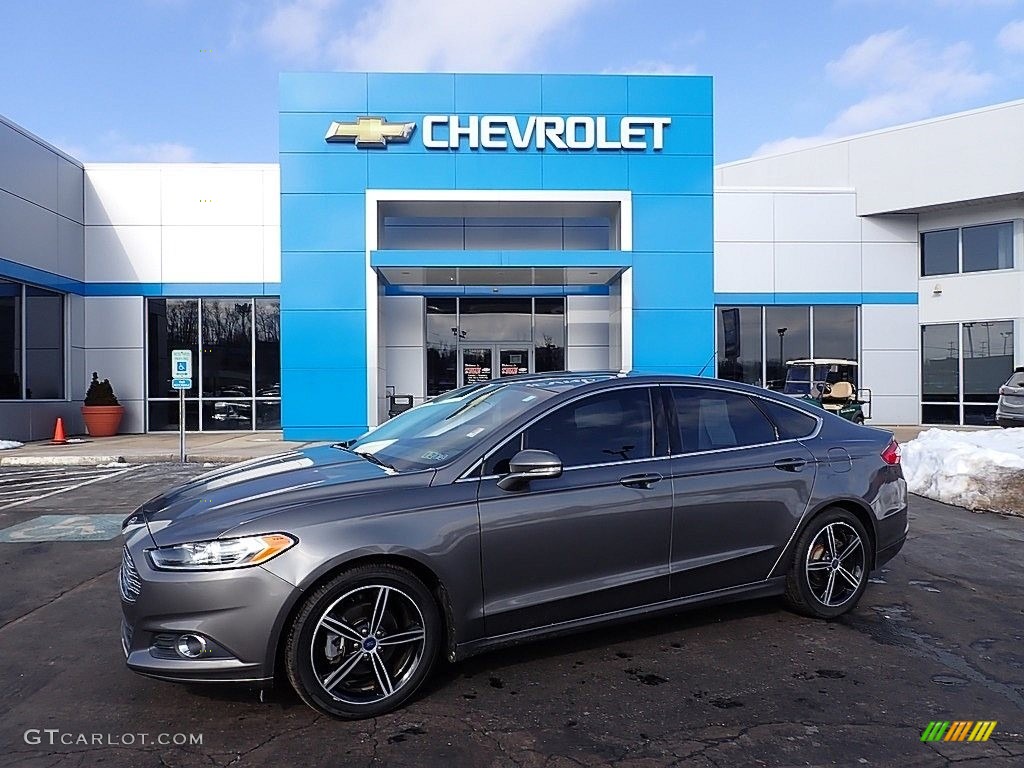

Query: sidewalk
[0,432,324,466]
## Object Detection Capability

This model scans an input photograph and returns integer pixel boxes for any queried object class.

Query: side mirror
[496,449,563,491]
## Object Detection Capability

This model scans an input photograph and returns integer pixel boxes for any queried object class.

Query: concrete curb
[0,454,240,467]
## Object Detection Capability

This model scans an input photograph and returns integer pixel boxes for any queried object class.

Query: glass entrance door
[459,345,532,386]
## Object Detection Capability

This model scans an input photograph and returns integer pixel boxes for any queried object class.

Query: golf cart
[782,359,871,424]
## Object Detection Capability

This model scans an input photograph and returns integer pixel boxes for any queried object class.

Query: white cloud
[605,61,698,75]
[62,131,198,162]
[256,0,596,71]
[755,29,993,156]
[997,19,1024,52]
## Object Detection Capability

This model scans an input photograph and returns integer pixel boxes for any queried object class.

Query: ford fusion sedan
[120,373,908,719]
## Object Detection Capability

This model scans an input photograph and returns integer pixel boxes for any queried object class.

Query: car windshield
[344,382,559,472]
[783,366,824,395]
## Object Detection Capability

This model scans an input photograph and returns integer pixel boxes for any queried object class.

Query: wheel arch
[773,497,878,577]
[266,552,455,682]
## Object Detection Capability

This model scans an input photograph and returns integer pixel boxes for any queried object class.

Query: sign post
[171,350,193,463]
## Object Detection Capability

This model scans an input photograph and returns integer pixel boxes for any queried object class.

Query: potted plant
[81,372,124,437]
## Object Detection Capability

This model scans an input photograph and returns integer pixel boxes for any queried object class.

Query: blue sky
[2,0,1023,163]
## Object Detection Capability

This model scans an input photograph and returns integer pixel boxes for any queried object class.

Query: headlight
[148,533,296,570]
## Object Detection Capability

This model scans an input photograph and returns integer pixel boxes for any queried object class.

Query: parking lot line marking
[0,474,117,490]
[0,465,143,512]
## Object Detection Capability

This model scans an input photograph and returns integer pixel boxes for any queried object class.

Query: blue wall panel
[281,72,714,439]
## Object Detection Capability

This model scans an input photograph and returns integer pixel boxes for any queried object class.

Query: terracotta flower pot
[81,405,124,437]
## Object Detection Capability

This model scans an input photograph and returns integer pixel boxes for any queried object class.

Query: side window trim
[667,384,815,457]
[465,384,661,478]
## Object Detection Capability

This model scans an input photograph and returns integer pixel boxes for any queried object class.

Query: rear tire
[285,564,441,719]
[784,508,871,619]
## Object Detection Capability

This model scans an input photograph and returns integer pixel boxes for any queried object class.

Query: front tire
[285,564,441,719]
[784,508,871,619]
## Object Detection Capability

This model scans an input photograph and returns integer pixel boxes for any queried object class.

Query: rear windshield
[1005,372,1024,387]
[345,383,557,471]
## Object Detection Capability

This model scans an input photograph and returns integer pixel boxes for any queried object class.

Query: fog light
[176,634,208,659]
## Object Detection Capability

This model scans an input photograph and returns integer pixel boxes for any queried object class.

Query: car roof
[456,370,772,395]
[786,358,859,367]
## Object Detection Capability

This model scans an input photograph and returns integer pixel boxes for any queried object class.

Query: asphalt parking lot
[0,464,1022,768]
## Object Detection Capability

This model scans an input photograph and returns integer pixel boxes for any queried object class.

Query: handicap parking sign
[171,349,193,379]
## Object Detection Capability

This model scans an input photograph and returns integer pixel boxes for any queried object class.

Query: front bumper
[120,529,296,685]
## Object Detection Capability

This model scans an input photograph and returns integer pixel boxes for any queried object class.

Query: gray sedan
[120,373,908,719]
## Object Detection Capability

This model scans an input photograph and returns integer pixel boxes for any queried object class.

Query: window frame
[0,279,68,402]
[465,383,667,480]
[664,384,822,457]
[920,221,1016,278]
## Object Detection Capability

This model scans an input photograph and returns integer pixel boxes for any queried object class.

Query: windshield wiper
[352,450,397,472]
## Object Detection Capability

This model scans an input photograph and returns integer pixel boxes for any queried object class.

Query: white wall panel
[84,347,145,402]
[161,226,264,283]
[69,294,86,348]
[860,349,919,398]
[84,165,161,225]
[85,296,144,349]
[161,166,266,226]
[0,121,60,212]
[713,242,774,293]
[860,243,918,293]
[263,226,281,283]
[57,155,84,223]
[774,242,861,292]
[384,347,425,400]
[85,225,162,283]
[773,193,860,243]
[57,216,85,281]
[0,189,59,272]
[568,345,611,371]
[567,295,610,347]
[380,296,425,347]
[262,167,280,225]
[868,395,919,425]
[69,345,87,401]
[860,214,918,243]
[717,142,850,189]
[918,271,1024,324]
[714,192,774,242]
[861,305,919,351]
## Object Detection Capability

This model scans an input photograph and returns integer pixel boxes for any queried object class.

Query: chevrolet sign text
[423,115,672,151]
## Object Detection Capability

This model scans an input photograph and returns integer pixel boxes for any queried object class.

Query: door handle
[773,457,807,472]
[619,472,663,489]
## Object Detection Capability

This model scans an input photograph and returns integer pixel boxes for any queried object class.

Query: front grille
[119,546,141,603]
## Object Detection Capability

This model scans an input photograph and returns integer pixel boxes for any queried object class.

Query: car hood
[139,445,432,546]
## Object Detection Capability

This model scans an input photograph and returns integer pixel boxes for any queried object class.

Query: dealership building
[1,72,1022,441]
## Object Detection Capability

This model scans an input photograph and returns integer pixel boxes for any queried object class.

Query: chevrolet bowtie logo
[324,116,417,148]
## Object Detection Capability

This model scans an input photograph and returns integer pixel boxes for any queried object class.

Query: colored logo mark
[324,116,416,148]
[921,721,997,742]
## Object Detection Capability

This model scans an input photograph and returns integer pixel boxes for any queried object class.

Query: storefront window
[921,323,960,425]
[146,297,279,431]
[921,229,959,276]
[0,279,22,399]
[458,298,532,340]
[963,320,1013,425]
[716,306,763,385]
[812,305,858,360]
[24,286,64,399]
[426,298,457,397]
[962,222,1013,273]
[534,298,565,373]
[765,307,810,389]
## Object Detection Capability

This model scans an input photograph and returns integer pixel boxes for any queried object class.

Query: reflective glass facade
[147,298,280,431]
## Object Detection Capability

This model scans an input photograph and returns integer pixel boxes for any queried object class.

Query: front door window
[499,348,530,377]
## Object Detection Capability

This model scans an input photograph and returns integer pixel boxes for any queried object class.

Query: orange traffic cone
[51,417,67,445]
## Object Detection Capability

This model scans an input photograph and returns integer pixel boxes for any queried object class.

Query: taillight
[881,439,901,466]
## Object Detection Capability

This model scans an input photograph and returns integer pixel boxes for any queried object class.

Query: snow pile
[0,440,23,450]
[902,428,1024,515]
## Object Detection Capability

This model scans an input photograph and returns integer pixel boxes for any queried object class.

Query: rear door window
[755,398,819,439]
[671,387,777,453]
